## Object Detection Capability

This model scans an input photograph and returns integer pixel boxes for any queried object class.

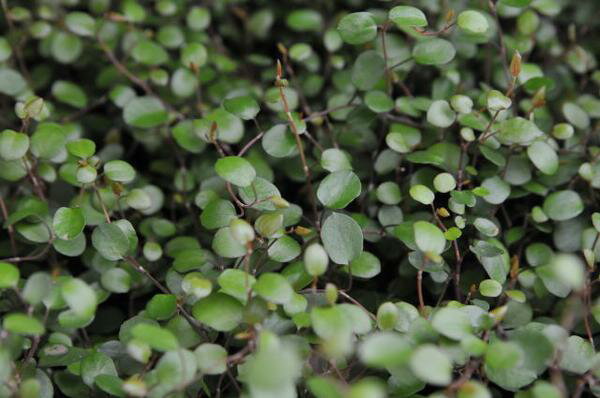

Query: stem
[276,61,319,228]
[417,269,425,312]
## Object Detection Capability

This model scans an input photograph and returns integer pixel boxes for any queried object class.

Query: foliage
[0,0,599,397]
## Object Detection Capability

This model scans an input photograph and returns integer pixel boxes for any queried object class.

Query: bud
[531,87,546,109]
[276,59,283,79]
[510,51,522,78]
[294,226,312,236]
[254,213,283,238]
[230,218,255,245]
[303,243,329,277]
[437,207,450,217]
[376,301,399,331]
[325,283,338,305]
[24,97,45,118]
[277,43,288,56]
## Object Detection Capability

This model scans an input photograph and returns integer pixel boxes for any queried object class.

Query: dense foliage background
[0,0,599,397]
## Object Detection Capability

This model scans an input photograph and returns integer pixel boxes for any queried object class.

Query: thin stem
[0,195,17,256]
[417,269,425,312]
[276,61,319,229]
[380,23,392,95]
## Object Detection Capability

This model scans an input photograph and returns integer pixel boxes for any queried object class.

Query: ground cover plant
[0,0,599,397]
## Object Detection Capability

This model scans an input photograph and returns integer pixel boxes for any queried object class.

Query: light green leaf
[413,221,445,255]
[317,170,361,209]
[527,141,558,175]
[543,190,584,221]
[53,207,85,240]
[337,12,377,45]
[389,6,427,28]
[123,96,168,128]
[215,156,256,187]
[3,313,45,336]
[253,272,294,304]
[0,130,29,160]
[412,38,455,65]
[457,10,489,34]
[131,323,179,352]
[321,212,363,265]
[92,222,129,261]
[410,345,452,386]
[192,293,243,331]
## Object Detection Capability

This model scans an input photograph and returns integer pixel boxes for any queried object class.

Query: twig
[276,60,320,228]
[0,195,17,256]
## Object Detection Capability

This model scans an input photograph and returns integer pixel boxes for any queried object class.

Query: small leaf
[130,323,179,352]
[123,96,168,128]
[413,221,445,255]
[3,313,45,336]
[317,170,361,209]
[192,293,243,331]
[223,95,260,120]
[457,10,489,34]
[253,272,294,304]
[527,141,558,175]
[543,190,584,221]
[479,279,503,297]
[66,139,95,158]
[410,345,452,386]
[409,184,435,205]
[412,38,456,65]
[321,213,363,265]
[92,222,130,261]
[104,160,136,183]
[215,156,256,187]
[0,130,29,160]
[0,262,19,288]
[53,207,85,240]
[337,12,377,45]
[389,6,427,28]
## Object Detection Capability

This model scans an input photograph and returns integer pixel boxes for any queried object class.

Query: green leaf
[364,91,394,113]
[66,139,95,158]
[52,80,87,108]
[30,123,66,160]
[543,190,584,221]
[317,170,361,209]
[433,173,456,193]
[92,223,129,261]
[431,308,472,340]
[0,262,19,288]
[131,40,168,66]
[146,294,177,320]
[427,100,456,128]
[104,160,136,183]
[262,124,298,158]
[386,124,421,154]
[389,6,427,28]
[100,268,131,293]
[409,184,435,205]
[223,95,260,120]
[0,130,29,160]
[497,117,543,145]
[337,12,377,45]
[123,96,168,128]
[471,239,509,283]
[321,212,363,265]
[53,207,85,240]
[194,343,227,375]
[80,351,117,387]
[192,293,243,331]
[457,10,489,34]
[412,38,456,65]
[130,323,179,352]
[253,272,294,304]
[485,340,523,369]
[559,335,595,374]
[479,279,503,297]
[217,269,256,303]
[410,345,452,386]
[413,221,445,255]
[65,11,96,36]
[481,176,510,205]
[352,50,385,91]
[212,227,247,258]
[215,156,256,187]
[200,199,237,230]
[268,236,301,262]
[527,141,558,175]
[359,332,412,368]
[3,313,45,336]
[60,278,97,317]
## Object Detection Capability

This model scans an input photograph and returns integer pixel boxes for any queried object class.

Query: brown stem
[380,23,392,95]
[417,269,425,312]
[124,256,208,340]
[276,61,319,229]
[0,195,17,256]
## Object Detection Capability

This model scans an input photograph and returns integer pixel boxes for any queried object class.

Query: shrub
[0,0,599,397]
